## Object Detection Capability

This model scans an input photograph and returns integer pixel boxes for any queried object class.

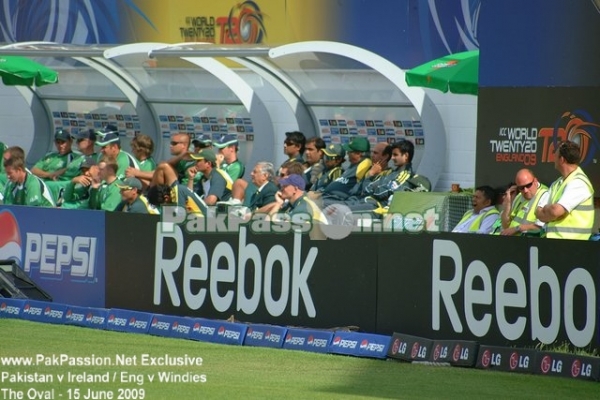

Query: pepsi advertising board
[0,298,25,318]
[188,318,246,345]
[106,308,152,334]
[282,328,333,354]
[20,300,66,324]
[0,206,106,307]
[148,314,195,339]
[329,332,390,359]
[244,324,287,348]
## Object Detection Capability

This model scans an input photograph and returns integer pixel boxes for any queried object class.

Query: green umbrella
[405,50,478,95]
[0,55,59,87]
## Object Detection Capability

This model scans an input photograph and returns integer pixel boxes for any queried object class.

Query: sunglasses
[517,181,534,191]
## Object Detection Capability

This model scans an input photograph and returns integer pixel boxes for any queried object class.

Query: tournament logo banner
[0,298,25,319]
[387,333,433,362]
[244,324,287,348]
[282,328,333,354]
[21,300,66,324]
[431,340,479,366]
[329,331,391,359]
[476,345,536,374]
[106,308,152,334]
[476,88,600,189]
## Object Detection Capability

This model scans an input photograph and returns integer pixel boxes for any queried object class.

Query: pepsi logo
[218,326,226,335]
[0,211,22,264]
[332,336,341,346]
[360,339,369,350]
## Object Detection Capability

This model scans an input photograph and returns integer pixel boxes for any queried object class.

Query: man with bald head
[499,168,549,236]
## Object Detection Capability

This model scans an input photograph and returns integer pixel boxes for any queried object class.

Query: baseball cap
[79,155,97,169]
[189,148,217,163]
[213,134,238,149]
[279,174,305,189]
[72,128,97,141]
[322,143,345,158]
[116,177,143,191]
[342,137,370,153]
[54,129,71,141]
[95,124,120,146]
[196,134,213,144]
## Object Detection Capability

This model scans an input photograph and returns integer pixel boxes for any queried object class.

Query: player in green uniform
[190,149,232,205]
[61,156,99,209]
[2,156,55,207]
[47,128,98,204]
[126,134,156,188]
[214,134,245,181]
[151,133,201,188]
[88,157,124,211]
[95,125,139,180]
[0,141,7,200]
[31,129,78,201]
[115,177,159,214]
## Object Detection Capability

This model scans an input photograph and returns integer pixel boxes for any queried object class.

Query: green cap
[190,148,217,163]
[342,137,370,153]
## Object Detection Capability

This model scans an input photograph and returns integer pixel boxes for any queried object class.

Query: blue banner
[282,328,333,354]
[148,314,195,339]
[0,298,25,318]
[329,331,391,359]
[189,318,246,345]
[21,300,66,324]
[244,324,287,348]
[106,308,152,334]
[0,206,106,307]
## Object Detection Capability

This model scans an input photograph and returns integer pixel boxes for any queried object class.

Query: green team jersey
[0,142,6,175]
[222,159,245,181]
[115,195,159,214]
[175,159,201,186]
[45,152,97,203]
[113,151,140,180]
[89,179,124,211]
[137,157,156,172]
[33,152,77,180]
[2,172,56,207]
[61,181,93,209]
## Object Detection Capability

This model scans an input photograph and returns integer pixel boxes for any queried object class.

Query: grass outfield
[0,319,597,399]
